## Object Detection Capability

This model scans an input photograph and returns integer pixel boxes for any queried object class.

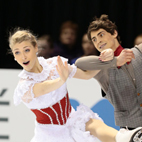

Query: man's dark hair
[87,14,121,44]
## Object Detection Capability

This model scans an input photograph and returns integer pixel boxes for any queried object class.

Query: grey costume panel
[75,45,142,128]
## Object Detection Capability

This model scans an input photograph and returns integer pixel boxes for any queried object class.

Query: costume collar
[114,45,123,57]
[18,57,50,82]
[114,45,130,68]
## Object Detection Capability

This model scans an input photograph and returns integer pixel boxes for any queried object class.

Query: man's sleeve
[75,55,117,70]
[136,43,142,53]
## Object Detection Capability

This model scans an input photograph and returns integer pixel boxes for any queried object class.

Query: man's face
[91,28,117,52]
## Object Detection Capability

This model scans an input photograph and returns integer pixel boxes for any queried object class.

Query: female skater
[9,29,142,142]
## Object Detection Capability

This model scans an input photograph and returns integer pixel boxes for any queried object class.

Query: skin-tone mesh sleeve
[75,56,117,70]
[21,83,34,103]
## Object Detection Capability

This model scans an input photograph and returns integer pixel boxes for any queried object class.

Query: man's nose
[97,38,101,44]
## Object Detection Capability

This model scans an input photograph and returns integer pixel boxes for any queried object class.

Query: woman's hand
[56,56,69,82]
[99,48,114,61]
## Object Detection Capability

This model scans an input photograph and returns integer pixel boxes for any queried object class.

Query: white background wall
[0,69,103,142]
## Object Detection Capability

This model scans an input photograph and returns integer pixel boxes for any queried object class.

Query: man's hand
[117,49,135,66]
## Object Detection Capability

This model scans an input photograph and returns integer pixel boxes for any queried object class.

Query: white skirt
[31,104,103,142]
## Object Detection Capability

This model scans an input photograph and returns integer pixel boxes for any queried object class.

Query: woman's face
[12,41,38,72]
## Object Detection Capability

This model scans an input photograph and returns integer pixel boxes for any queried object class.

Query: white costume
[14,56,103,142]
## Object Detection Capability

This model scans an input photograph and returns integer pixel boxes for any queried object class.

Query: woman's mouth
[23,61,30,65]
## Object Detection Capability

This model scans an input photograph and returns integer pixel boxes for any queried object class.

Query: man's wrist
[116,57,121,66]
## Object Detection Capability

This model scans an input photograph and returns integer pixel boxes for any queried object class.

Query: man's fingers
[126,58,132,62]
[122,50,134,59]
[132,53,135,59]
[125,53,135,59]
[125,50,135,59]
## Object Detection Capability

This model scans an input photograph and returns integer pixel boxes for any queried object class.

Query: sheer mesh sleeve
[47,56,77,79]
[68,64,77,78]
[14,79,35,105]
[21,83,35,103]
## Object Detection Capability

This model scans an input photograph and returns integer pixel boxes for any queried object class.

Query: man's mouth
[23,61,30,65]
[99,43,106,49]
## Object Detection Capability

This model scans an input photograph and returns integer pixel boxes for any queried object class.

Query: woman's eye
[15,51,19,55]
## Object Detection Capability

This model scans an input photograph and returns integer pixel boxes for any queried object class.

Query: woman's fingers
[100,54,113,61]
[64,61,68,70]
[57,56,65,72]
[57,56,63,67]
[100,49,114,61]
[56,65,60,74]
[57,56,69,82]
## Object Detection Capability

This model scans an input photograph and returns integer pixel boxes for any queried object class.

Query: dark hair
[37,35,53,49]
[87,14,121,44]
[60,21,78,34]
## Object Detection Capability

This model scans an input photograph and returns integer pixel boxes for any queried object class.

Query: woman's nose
[21,53,26,60]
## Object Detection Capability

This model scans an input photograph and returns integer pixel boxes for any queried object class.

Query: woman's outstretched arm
[33,56,68,97]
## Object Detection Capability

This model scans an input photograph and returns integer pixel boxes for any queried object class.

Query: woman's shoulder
[45,56,69,66]
[14,78,34,106]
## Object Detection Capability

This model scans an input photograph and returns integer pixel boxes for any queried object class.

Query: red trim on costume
[31,93,71,125]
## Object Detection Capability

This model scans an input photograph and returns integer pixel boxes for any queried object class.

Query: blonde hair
[9,28,37,49]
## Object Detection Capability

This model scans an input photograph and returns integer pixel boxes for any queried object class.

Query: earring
[14,58,16,61]
[36,52,38,55]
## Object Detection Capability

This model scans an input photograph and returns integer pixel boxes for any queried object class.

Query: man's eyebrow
[97,31,104,36]
[91,31,105,40]
[91,36,96,40]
